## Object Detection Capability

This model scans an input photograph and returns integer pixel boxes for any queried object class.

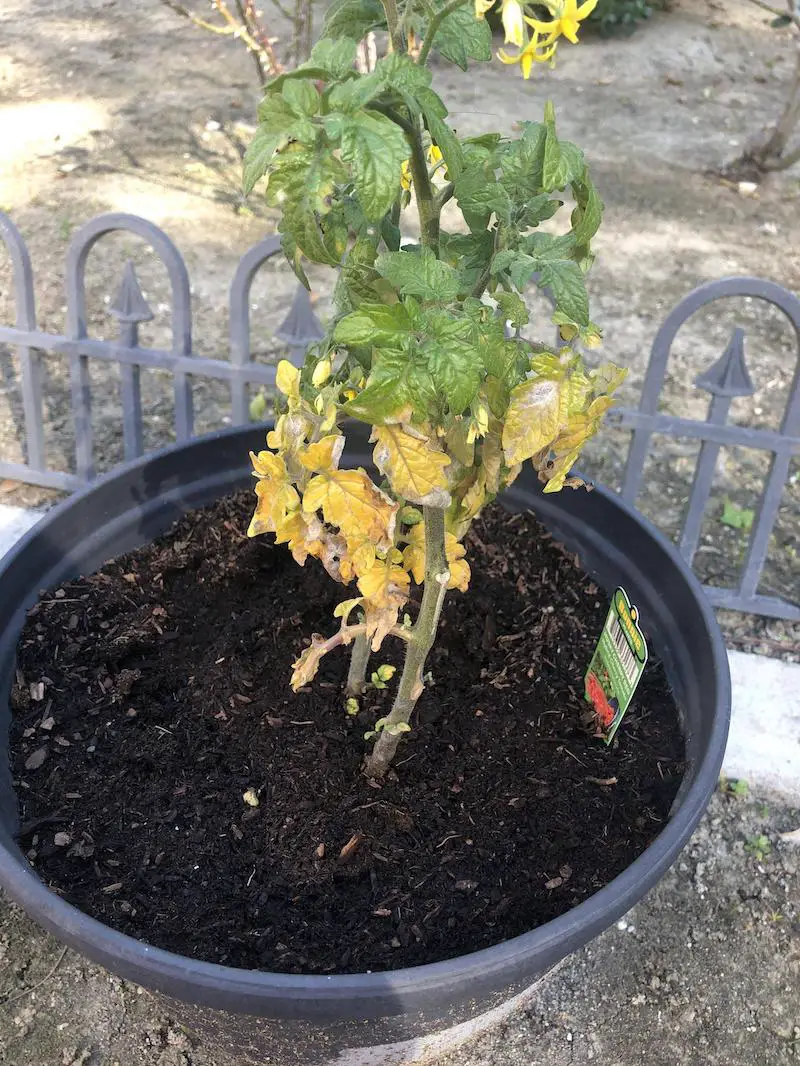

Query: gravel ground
[1,787,798,1065]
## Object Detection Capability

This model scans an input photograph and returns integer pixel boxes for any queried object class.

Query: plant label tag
[584,586,648,744]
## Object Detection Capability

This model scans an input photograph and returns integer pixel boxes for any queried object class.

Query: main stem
[364,507,449,778]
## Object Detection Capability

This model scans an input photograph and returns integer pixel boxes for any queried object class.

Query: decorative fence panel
[1,211,798,622]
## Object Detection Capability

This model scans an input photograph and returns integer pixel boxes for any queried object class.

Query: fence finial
[110,261,154,325]
[276,285,325,350]
[695,327,755,398]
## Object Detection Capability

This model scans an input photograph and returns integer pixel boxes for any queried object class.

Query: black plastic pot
[0,423,730,1066]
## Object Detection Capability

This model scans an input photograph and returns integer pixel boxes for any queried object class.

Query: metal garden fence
[1,211,798,622]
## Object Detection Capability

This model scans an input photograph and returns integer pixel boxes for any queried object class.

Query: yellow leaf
[291,634,328,691]
[502,378,563,465]
[402,524,471,592]
[276,360,300,401]
[274,510,325,566]
[402,523,426,585]
[303,468,397,552]
[358,555,410,608]
[312,357,332,387]
[372,424,451,508]
[448,557,471,592]
[358,555,411,651]
[300,434,345,473]
[247,452,300,537]
[333,597,364,623]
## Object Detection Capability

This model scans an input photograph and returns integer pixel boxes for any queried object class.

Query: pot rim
[0,424,730,1008]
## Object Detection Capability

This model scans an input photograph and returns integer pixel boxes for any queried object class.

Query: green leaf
[538,260,590,326]
[328,70,386,113]
[434,5,492,70]
[334,301,415,346]
[491,249,538,291]
[443,231,493,292]
[345,345,437,422]
[340,110,408,220]
[282,79,320,117]
[720,497,755,532]
[243,125,290,197]
[308,37,358,78]
[376,52,432,93]
[322,0,386,40]
[423,314,482,413]
[455,168,512,229]
[244,96,313,195]
[519,193,562,228]
[494,291,529,327]
[419,92,464,180]
[541,103,585,191]
[482,336,524,382]
[523,232,578,262]
[375,247,460,303]
[571,176,604,246]
[262,139,348,267]
[333,235,380,314]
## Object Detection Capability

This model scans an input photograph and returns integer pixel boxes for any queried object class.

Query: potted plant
[0,2,729,1063]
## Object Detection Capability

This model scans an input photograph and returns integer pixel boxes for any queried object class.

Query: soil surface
[9,496,682,974]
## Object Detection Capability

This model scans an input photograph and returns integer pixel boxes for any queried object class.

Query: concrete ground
[1,505,800,1065]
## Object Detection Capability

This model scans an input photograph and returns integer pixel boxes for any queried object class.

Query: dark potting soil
[9,493,684,974]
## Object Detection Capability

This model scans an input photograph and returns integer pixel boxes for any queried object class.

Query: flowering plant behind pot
[244,0,625,778]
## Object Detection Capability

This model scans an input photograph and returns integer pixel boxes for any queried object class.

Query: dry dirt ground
[0,2,799,1062]
[1,788,799,1066]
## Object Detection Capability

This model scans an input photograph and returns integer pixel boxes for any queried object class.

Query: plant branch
[346,632,372,696]
[160,0,238,36]
[437,181,455,209]
[369,101,417,137]
[742,0,800,26]
[364,508,449,778]
[418,0,471,65]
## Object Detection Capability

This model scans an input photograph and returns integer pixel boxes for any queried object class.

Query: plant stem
[381,0,405,53]
[418,0,471,65]
[346,632,372,696]
[408,125,440,252]
[364,507,449,778]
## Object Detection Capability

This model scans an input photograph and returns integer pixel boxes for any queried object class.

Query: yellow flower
[498,27,558,79]
[501,0,525,48]
[427,143,444,168]
[401,145,444,191]
[525,0,598,46]
[400,159,412,191]
[474,0,495,15]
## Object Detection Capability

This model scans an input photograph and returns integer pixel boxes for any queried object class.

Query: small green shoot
[345,697,359,716]
[720,497,754,532]
[370,664,396,690]
[720,775,749,798]
[744,834,771,860]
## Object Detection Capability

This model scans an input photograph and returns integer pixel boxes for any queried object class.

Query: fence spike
[275,284,325,349]
[695,327,755,398]
[110,261,154,324]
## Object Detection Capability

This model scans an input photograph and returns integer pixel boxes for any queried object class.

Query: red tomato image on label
[586,671,615,728]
